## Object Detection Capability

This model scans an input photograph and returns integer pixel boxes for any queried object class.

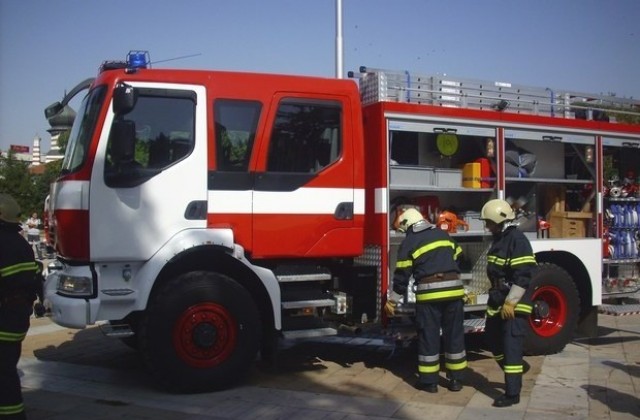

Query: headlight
[58,274,93,296]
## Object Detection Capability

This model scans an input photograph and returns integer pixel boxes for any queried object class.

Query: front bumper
[44,267,100,329]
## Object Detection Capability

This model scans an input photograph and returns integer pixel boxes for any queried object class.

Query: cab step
[275,265,332,283]
[99,322,134,338]
[599,303,640,316]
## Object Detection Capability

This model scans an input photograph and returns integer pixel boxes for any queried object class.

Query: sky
[1,0,639,154]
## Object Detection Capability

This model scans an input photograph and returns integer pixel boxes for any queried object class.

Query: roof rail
[352,66,640,123]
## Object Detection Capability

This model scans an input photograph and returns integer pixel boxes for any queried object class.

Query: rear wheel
[138,271,260,393]
[524,263,580,355]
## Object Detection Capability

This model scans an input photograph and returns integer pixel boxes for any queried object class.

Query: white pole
[335,0,343,79]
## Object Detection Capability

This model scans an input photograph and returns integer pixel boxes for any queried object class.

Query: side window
[267,100,342,173]
[105,89,195,187]
[214,100,261,171]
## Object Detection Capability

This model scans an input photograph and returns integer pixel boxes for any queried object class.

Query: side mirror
[44,102,63,120]
[113,85,137,116]
[109,119,136,164]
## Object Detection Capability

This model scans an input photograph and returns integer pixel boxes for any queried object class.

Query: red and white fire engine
[43,52,640,392]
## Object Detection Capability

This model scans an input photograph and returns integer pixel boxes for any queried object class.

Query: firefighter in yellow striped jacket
[0,194,41,420]
[480,199,537,408]
[384,208,466,393]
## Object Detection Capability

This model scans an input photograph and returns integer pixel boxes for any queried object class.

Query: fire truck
[43,51,640,392]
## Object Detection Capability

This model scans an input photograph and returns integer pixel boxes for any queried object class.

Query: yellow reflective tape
[445,360,468,371]
[515,303,533,314]
[487,255,506,266]
[416,289,465,302]
[510,255,537,266]
[418,364,440,374]
[412,240,457,260]
[0,331,27,342]
[396,259,412,269]
[504,364,523,374]
[494,354,504,361]
[486,307,500,317]
[0,402,25,415]
[0,261,38,277]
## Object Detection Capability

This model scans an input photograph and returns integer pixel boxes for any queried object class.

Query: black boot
[493,393,520,407]
[415,382,438,393]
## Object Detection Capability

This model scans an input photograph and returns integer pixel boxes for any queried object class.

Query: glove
[384,291,403,317]
[500,301,516,320]
[500,284,525,320]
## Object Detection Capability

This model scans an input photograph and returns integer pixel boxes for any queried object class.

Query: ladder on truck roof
[352,66,640,122]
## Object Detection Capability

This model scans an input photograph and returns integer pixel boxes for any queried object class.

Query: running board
[282,299,335,310]
[463,318,485,333]
[99,323,134,338]
[282,327,338,340]
[599,303,640,316]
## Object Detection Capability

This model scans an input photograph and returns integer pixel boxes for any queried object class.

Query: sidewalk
[18,314,639,419]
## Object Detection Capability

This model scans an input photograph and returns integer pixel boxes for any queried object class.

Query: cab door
[89,83,208,261]
[251,94,361,258]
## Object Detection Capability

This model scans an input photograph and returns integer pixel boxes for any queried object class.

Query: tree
[0,150,35,218]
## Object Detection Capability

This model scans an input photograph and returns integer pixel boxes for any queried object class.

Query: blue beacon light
[127,51,150,69]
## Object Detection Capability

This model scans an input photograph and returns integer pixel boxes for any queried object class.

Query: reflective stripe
[445,360,468,371]
[396,259,412,269]
[418,364,440,374]
[412,239,457,260]
[0,331,27,342]
[487,255,506,266]
[416,288,465,302]
[515,303,533,314]
[510,255,537,266]
[445,351,466,360]
[0,261,38,278]
[487,254,536,267]
[494,354,504,362]
[416,279,463,291]
[0,402,25,415]
[418,354,440,363]
[486,306,500,317]
[504,364,523,374]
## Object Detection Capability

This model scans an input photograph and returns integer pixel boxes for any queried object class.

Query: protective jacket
[486,225,536,316]
[0,221,40,419]
[392,223,467,387]
[484,224,537,398]
[392,224,463,302]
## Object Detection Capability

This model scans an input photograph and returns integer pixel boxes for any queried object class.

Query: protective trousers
[0,304,32,420]
[415,299,466,385]
[485,314,526,396]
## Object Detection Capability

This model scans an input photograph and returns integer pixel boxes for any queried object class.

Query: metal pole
[335,0,343,79]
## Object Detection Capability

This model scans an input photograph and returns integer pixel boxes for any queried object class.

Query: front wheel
[138,271,261,393]
[523,263,580,355]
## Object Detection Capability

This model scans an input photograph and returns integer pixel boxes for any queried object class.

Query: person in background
[0,194,41,419]
[384,208,467,393]
[480,199,537,408]
[25,212,42,260]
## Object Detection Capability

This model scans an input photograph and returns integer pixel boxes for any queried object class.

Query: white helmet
[394,208,425,233]
[480,199,515,224]
[0,193,22,224]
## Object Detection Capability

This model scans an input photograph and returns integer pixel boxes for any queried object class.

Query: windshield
[61,85,107,174]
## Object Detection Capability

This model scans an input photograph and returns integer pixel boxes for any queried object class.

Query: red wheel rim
[173,303,237,368]
[529,285,567,337]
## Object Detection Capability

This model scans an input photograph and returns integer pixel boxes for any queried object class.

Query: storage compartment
[435,168,462,188]
[390,166,434,187]
[548,211,592,238]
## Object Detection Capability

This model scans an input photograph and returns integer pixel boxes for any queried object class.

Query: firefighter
[480,198,537,408]
[0,193,41,420]
[384,208,467,393]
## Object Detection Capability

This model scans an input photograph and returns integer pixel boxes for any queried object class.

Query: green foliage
[0,150,60,220]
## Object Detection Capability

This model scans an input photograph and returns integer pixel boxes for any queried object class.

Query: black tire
[523,263,580,355]
[138,271,261,393]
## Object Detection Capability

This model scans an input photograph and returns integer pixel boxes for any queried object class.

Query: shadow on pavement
[582,384,640,417]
